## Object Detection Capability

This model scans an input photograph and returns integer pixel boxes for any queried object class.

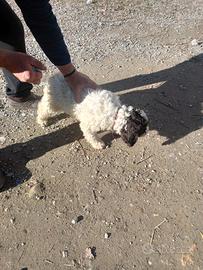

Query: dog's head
[120,106,148,147]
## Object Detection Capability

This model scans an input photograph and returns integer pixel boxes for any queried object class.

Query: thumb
[74,89,81,103]
[30,57,46,71]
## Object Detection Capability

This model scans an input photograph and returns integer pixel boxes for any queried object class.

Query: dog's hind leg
[37,94,55,127]
[80,124,105,150]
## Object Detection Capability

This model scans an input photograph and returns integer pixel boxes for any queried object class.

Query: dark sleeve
[15,0,71,66]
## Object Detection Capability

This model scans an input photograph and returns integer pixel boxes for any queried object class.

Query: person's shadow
[0,54,202,191]
[102,53,203,145]
[0,123,83,190]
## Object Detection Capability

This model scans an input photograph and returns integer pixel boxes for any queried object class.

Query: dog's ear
[130,109,148,128]
[120,107,148,146]
[120,120,139,146]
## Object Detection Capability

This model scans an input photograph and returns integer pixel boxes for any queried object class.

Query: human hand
[65,70,98,102]
[57,63,98,102]
[1,50,46,84]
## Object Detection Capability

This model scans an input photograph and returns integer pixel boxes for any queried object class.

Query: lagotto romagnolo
[37,73,149,149]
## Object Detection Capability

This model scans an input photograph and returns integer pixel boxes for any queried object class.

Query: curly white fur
[37,73,147,149]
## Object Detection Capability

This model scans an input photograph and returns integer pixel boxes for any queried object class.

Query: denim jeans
[0,0,32,97]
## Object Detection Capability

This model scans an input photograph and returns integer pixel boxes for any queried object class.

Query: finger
[23,70,32,82]
[30,70,42,84]
[23,70,42,84]
[30,57,46,71]
[32,71,42,84]
[74,90,81,103]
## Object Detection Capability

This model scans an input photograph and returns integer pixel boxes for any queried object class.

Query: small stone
[71,219,76,224]
[21,242,26,246]
[148,259,152,266]
[104,232,111,239]
[191,39,198,46]
[85,247,96,260]
[86,0,94,4]
[62,249,68,258]
[71,215,84,224]
[0,136,6,145]
[10,218,15,224]
[28,182,45,200]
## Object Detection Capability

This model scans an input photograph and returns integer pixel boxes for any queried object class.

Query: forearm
[0,50,7,68]
[57,63,76,76]
[15,0,71,66]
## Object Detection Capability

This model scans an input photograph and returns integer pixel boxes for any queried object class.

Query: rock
[86,0,94,4]
[10,218,15,224]
[28,182,45,200]
[85,247,96,260]
[71,215,84,224]
[62,249,68,258]
[147,259,152,266]
[191,39,198,46]
[104,232,111,239]
[52,200,56,206]
[71,219,76,224]
[0,136,6,144]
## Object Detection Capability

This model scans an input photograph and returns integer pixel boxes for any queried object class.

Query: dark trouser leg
[0,0,32,98]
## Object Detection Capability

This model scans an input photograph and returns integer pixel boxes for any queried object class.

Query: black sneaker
[0,170,6,190]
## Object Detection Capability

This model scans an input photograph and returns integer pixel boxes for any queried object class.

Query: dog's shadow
[102,54,203,145]
[1,54,203,191]
[47,113,69,125]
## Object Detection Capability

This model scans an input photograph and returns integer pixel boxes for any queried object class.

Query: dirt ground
[0,0,203,269]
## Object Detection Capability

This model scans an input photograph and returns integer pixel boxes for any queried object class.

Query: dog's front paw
[37,118,49,128]
[92,141,106,150]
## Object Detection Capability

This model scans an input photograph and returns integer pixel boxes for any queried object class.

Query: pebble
[85,247,96,260]
[148,259,152,266]
[52,200,56,206]
[0,136,6,144]
[62,249,68,258]
[191,39,198,46]
[86,0,94,4]
[28,182,45,200]
[71,219,76,224]
[104,232,111,239]
[10,218,15,224]
[71,215,84,224]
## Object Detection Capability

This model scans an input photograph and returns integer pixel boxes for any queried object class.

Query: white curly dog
[37,73,148,149]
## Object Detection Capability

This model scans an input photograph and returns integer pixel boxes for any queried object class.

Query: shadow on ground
[0,123,83,190]
[102,54,203,145]
[0,54,202,190]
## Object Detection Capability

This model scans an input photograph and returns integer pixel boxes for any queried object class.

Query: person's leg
[0,170,6,190]
[0,0,33,100]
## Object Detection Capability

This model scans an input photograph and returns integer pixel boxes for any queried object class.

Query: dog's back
[74,90,121,130]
